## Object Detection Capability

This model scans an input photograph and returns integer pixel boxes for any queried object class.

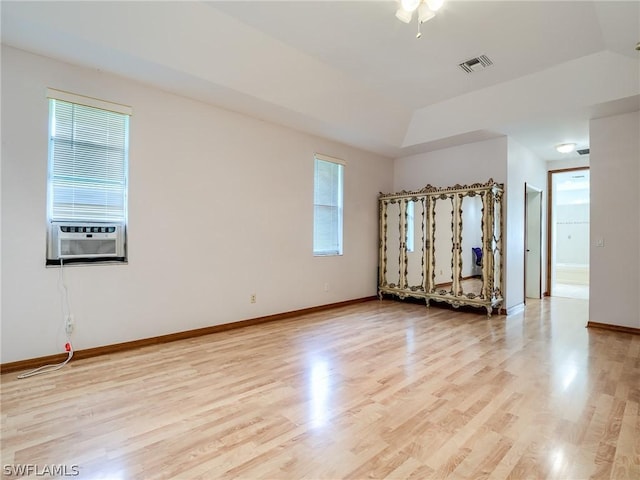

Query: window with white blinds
[47,89,131,223]
[313,154,344,256]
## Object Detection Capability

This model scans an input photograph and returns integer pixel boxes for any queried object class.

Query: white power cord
[18,258,74,379]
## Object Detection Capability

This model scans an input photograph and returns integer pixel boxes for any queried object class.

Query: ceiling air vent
[459,54,493,73]
[577,148,590,156]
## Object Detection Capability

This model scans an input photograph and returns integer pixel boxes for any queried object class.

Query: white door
[525,185,542,299]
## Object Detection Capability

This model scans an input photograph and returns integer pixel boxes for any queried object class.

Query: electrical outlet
[323,283,329,292]
[65,315,74,334]
[250,294,256,304]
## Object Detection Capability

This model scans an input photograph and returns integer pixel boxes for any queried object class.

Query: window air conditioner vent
[458,54,493,73]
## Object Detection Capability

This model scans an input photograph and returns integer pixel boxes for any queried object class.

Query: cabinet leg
[425,298,430,308]
[486,306,492,318]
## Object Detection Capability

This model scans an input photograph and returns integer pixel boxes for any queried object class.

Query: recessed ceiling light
[556,143,576,154]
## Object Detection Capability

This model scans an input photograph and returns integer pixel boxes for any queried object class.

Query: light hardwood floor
[2,298,638,479]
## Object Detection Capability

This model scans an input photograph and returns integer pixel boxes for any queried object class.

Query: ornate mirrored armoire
[378,179,504,316]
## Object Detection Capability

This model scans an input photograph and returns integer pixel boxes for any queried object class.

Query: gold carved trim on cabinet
[379,178,501,198]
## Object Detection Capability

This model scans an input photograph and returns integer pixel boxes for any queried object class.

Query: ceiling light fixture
[396,0,445,38]
[556,143,576,154]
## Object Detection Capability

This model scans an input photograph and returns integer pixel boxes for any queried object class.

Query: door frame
[546,167,590,296]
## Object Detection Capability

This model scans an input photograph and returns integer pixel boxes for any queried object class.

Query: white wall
[0,46,393,363]
[547,157,590,171]
[589,110,640,329]
[393,137,508,192]
[555,204,590,265]
[506,138,547,310]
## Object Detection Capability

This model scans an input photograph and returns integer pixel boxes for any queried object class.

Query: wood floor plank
[610,400,640,479]
[2,297,639,479]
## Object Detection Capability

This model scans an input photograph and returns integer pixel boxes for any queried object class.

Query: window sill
[46,257,127,267]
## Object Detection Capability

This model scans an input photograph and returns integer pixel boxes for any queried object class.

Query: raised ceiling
[2,1,639,160]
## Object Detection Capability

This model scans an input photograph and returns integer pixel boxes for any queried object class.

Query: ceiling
[2,1,639,160]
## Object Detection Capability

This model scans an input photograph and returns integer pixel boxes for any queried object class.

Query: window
[313,154,344,256]
[46,89,131,263]
[405,201,414,253]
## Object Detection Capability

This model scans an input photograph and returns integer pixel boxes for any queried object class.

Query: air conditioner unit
[47,222,126,261]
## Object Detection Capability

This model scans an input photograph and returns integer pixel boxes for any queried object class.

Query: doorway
[547,168,590,299]
[525,184,543,299]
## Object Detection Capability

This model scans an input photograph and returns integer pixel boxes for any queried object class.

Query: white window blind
[314,154,344,256]
[47,91,130,223]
